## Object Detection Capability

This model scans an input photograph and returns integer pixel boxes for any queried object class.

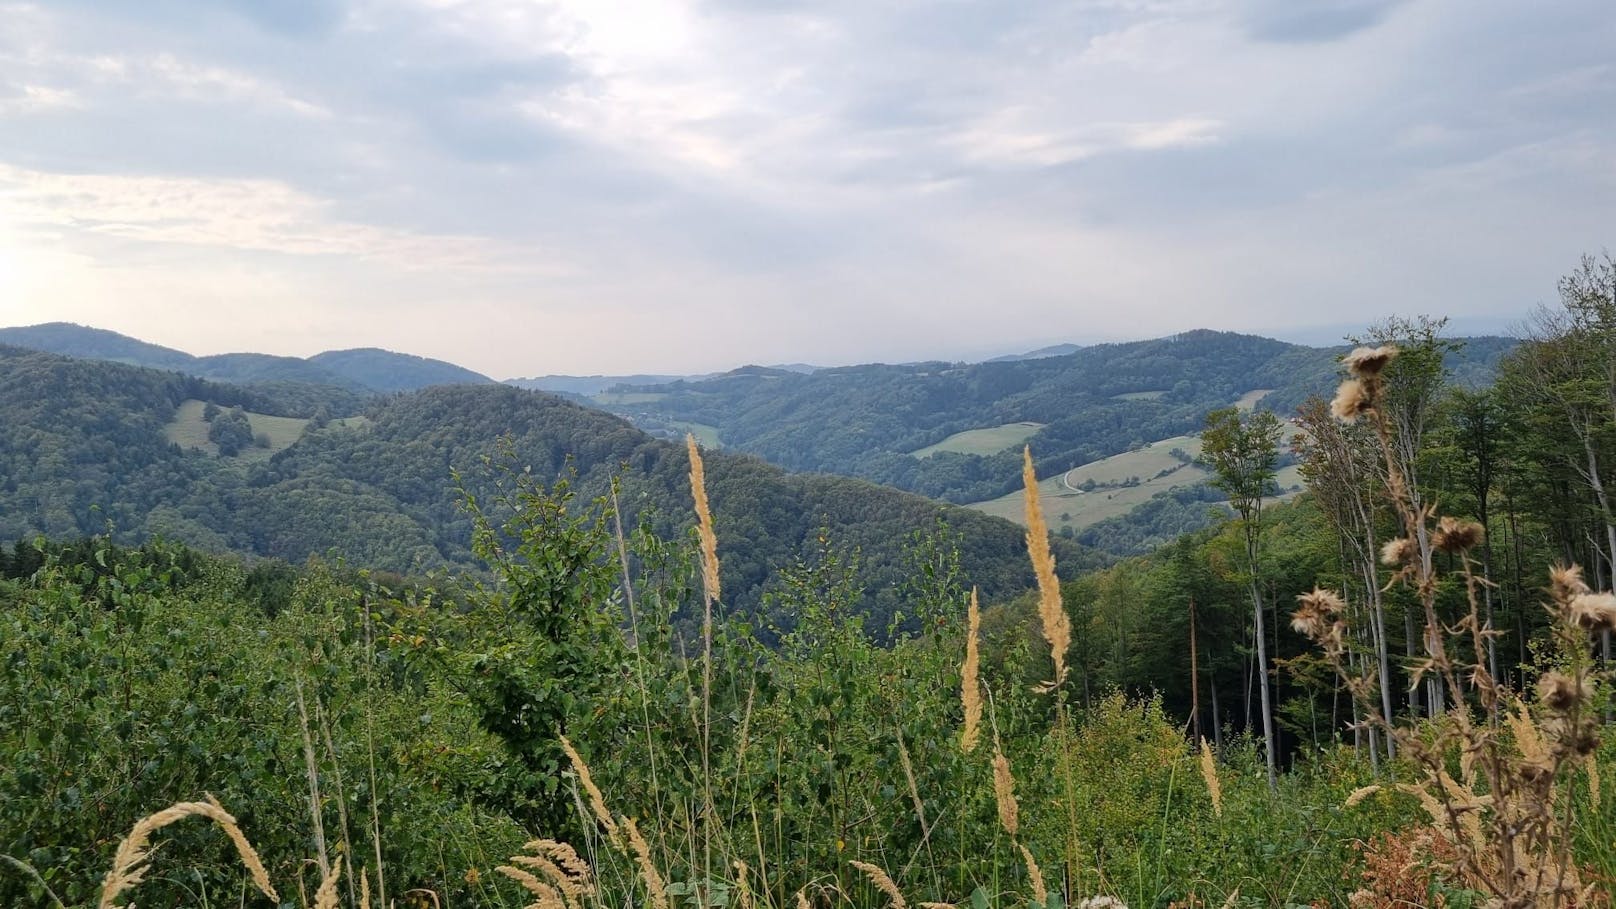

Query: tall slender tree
[1201,405,1283,789]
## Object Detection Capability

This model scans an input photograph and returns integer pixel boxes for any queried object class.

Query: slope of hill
[309,347,494,392]
[591,331,1515,512]
[0,348,1093,629]
[0,323,489,395]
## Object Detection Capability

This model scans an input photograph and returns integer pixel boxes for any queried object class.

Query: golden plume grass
[850,860,907,909]
[496,864,567,909]
[960,587,982,753]
[1343,785,1382,809]
[623,816,669,909]
[559,734,619,841]
[99,794,278,909]
[1018,844,1048,905]
[992,748,1019,839]
[360,866,371,909]
[733,859,753,909]
[1022,447,1070,690]
[314,857,343,909]
[1198,738,1223,818]
[687,434,721,606]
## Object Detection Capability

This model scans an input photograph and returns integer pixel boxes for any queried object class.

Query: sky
[1,0,1612,377]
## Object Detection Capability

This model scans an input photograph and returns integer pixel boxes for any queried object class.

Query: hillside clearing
[164,399,311,460]
[909,421,1045,458]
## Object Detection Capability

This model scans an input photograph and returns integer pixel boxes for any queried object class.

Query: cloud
[1,0,1613,376]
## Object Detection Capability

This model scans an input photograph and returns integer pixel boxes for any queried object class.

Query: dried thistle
[960,587,983,753]
[1567,592,1616,633]
[687,434,721,606]
[1379,537,1416,567]
[99,794,278,909]
[558,735,619,841]
[1018,844,1048,905]
[1291,588,1345,638]
[1330,378,1372,423]
[1198,738,1222,818]
[1536,670,1592,712]
[850,861,907,909]
[1550,564,1590,602]
[622,817,669,909]
[1432,516,1485,553]
[992,748,1019,839]
[1343,344,1399,378]
[1022,447,1070,690]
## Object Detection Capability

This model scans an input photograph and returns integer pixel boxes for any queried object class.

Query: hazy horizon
[2,1,1610,375]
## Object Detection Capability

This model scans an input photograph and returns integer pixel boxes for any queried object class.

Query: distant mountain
[309,347,493,393]
[0,322,196,370]
[986,343,1084,362]
[586,330,1518,514]
[508,364,820,397]
[507,373,712,397]
[0,346,1093,629]
[0,323,489,395]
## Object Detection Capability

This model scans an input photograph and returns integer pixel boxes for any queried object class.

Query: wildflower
[1432,516,1485,554]
[1343,345,1399,378]
[1330,379,1372,423]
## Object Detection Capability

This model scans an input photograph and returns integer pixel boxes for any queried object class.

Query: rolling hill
[0,323,493,394]
[0,346,1094,631]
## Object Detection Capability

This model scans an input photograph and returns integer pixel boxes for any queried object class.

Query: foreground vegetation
[6,260,1616,907]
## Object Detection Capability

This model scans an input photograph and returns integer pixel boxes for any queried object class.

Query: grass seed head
[1022,447,1070,691]
[960,587,983,753]
[850,861,907,909]
[1198,738,1223,818]
[687,434,721,606]
[99,795,278,909]
[558,735,619,841]
[992,748,1019,839]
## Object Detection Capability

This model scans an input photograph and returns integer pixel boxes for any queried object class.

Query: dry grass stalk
[1343,785,1382,809]
[734,859,753,909]
[1018,843,1048,905]
[559,734,620,841]
[623,816,669,909]
[99,794,278,909]
[526,839,593,891]
[796,888,812,909]
[960,587,983,753]
[1021,447,1070,691]
[687,434,721,606]
[360,865,371,909]
[992,748,1019,839]
[850,861,907,909]
[1198,738,1222,818]
[504,839,595,909]
[497,864,567,909]
[920,903,958,909]
[314,856,343,909]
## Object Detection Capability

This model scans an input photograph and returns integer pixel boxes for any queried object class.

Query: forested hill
[0,346,1092,630]
[597,329,1516,504]
[0,322,493,394]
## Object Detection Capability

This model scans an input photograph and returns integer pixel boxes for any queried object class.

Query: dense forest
[0,346,1090,633]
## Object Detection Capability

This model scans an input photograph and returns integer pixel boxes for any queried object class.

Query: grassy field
[1235,388,1273,411]
[969,435,1213,532]
[910,421,1045,458]
[965,391,1303,534]
[669,420,723,448]
[164,400,315,460]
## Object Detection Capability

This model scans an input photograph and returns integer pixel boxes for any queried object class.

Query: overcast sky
[1,0,1612,377]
